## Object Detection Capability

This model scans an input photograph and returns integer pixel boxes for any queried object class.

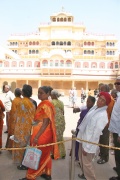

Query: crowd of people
[0,84,66,180]
[0,77,120,180]
[72,76,120,180]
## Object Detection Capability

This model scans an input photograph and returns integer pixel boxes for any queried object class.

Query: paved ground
[0,94,117,180]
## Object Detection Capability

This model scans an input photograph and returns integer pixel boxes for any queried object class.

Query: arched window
[29,50,31,54]
[19,61,24,67]
[56,41,59,45]
[113,42,115,46]
[91,50,94,54]
[64,18,66,22]
[84,42,86,45]
[113,51,115,55]
[55,60,59,66]
[88,42,90,46]
[107,42,109,46]
[92,42,94,46]
[60,18,63,22]
[51,41,55,45]
[60,60,64,67]
[64,41,66,45]
[57,18,59,22]
[99,62,105,69]
[84,50,87,54]
[53,18,56,22]
[83,62,89,68]
[27,61,32,67]
[107,51,109,55]
[60,41,63,45]
[12,61,17,67]
[66,60,72,67]
[32,50,35,54]
[91,63,97,68]
[88,50,90,54]
[110,51,112,55]
[115,62,118,68]
[75,62,81,68]
[110,42,112,46]
[29,42,32,45]
[68,18,71,22]
[42,60,48,67]
[36,41,39,45]
[34,61,40,67]
[50,60,53,67]
[67,41,71,46]
[36,50,39,54]
[108,62,113,69]
[4,61,9,67]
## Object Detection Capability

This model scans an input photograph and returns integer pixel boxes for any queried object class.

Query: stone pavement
[0,95,117,180]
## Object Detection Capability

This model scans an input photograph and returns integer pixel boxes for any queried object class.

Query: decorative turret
[50,7,74,22]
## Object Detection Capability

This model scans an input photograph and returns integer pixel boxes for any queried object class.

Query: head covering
[51,90,61,98]
[99,92,111,105]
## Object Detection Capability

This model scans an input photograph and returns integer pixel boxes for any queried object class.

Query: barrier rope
[0,137,120,151]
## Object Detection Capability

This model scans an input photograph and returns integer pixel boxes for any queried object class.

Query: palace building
[0,10,119,95]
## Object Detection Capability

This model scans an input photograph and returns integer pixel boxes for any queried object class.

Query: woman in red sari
[0,99,5,153]
[20,86,59,180]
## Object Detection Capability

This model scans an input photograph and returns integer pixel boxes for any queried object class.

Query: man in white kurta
[77,92,111,180]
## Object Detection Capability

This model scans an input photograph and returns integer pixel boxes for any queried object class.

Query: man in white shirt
[109,76,120,180]
[77,92,111,180]
[4,85,15,133]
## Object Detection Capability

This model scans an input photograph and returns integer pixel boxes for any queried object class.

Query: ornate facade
[0,10,119,95]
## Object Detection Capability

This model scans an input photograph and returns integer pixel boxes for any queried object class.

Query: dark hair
[22,84,32,97]
[48,86,53,94]
[101,84,110,92]
[40,86,51,94]
[88,96,96,104]
[14,88,22,97]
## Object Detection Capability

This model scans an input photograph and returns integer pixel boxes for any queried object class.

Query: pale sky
[0,0,120,48]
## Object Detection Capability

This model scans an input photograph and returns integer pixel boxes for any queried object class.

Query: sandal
[41,174,52,180]
[78,174,86,179]
[97,159,108,164]
[17,165,28,170]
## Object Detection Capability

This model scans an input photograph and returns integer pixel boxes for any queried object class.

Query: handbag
[22,147,42,170]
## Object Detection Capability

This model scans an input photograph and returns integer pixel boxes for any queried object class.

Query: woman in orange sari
[0,99,5,153]
[19,86,59,180]
[6,88,22,148]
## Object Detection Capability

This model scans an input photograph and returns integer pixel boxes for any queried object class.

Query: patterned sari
[0,100,5,148]
[51,99,66,158]
[6,97,22,148]
[26,100,59,180]
[12,97,36,164]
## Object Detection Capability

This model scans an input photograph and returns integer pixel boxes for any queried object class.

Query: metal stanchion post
[69,130,76,180]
